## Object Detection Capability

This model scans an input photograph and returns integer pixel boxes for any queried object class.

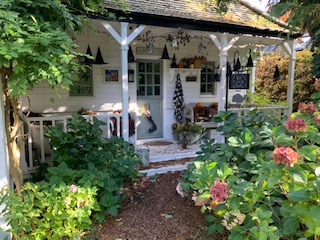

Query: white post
[101,21,145,142]
[0,76,11,239]
[250,60,257,104]
[210,33,239,143]
[282,40,296,116]
[218,34,228,112]
[120,22,130,141]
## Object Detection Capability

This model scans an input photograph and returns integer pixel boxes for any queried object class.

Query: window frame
[200,61,217,95]
[69,64,93,97]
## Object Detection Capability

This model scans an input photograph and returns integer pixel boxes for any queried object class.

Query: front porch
[21,105,288,178]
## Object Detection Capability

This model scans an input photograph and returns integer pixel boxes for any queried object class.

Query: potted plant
[172,122,205,148]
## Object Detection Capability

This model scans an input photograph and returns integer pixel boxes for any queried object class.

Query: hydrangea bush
[1,115,141,238]
[0,182,98,239]
[181,84,320,239]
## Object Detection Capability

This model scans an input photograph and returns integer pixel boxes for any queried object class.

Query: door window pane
[147,63,153,72]
[154,74,160,84]
[138,86,145,96]
[155,86,160,95]
[147,74,153,84]
[139,63,145,72]
[147,86,153,95]
[154,63,160,72]
[139,75,145,84]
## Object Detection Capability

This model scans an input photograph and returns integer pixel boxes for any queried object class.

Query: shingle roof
[102,0,299,38]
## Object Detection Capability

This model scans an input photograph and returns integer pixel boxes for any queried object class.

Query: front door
[137,60,163,139]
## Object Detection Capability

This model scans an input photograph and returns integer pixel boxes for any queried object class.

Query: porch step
[138,157,194,176]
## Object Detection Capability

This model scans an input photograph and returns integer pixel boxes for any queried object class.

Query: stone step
[138,157,194,176]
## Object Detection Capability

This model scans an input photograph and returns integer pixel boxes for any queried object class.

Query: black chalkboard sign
[229,73,249,89]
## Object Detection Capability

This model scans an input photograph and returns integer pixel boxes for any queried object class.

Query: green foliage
[45,114,141,222]
[182,94,320,239]
[1,114,141,238]
[256,50,316,110]
[270,1,320,77]
[0,181,98,239]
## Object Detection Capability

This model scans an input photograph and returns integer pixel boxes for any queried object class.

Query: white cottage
[19,0,299,166]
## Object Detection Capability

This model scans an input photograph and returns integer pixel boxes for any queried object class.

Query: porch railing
[21,112,122,177]
[229,105,289,120]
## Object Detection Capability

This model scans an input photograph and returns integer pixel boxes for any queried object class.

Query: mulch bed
[92,171,211,240]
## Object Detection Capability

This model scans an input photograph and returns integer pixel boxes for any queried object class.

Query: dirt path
[93,171,208,240]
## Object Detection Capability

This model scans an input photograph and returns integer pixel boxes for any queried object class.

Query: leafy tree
[0,0,106,191]
[269,0,320,77]
[217,0,320,77]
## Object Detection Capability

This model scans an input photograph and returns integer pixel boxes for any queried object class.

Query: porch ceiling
[90,19,285,49]
[100,0,301,39]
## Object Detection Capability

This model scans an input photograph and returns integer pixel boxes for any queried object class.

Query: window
[69,65,93,96]
[137,61,161,97]
[200,61,216,95]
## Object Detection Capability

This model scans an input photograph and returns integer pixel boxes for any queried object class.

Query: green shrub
[181,91,320,239]
[45,114,141,222]
[256,50,316,110]
[0,182,98,239]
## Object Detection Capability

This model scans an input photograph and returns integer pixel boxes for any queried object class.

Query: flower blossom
[69,185,77,193]
[176,182,188,197]
[210,179,228,203]
[192,193,209,206]
[284,117,307,133]
[273,147,299,167]
[221,210,246,230]
[298,102,317,113]
[314,112,320,126]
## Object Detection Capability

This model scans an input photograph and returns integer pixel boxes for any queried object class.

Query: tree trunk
[2,69,23,192]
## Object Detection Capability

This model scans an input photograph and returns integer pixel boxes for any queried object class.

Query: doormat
[143,141,173,146]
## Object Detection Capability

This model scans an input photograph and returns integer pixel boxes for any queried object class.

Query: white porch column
[0,77,11,239]
[250,60,257,104]
[102,22,145,141]
[282,40,296,116]
[210,33,239,142]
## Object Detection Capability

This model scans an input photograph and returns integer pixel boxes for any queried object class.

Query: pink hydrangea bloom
[298,102,317,113]
[284,117,307,133]
[210,179,228,202]
[69,185,77,193]
[314,112,320,126]
[273,147,299,167]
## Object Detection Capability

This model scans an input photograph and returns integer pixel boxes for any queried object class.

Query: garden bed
[92,171,228,240]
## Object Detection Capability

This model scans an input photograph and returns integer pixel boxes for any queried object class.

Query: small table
[197,122,217,140]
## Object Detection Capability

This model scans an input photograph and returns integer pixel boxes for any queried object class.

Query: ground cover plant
[0,115,140,239]
[181,81,320,239]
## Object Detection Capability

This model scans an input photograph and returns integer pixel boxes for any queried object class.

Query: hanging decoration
[173,74,185,123]
[198,42,206,54]
[233,51,241,71]
[94,47,107,64]
[141,104,157,133]
[171,54,178,68]
[146,38,155,53]
[82,45,95,64]
[246,49,254,68]
[128,45,136,63]
[273,65,281,79]
[160,44,170,59]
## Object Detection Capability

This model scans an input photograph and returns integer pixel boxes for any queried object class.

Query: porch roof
[102,0,301,39]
